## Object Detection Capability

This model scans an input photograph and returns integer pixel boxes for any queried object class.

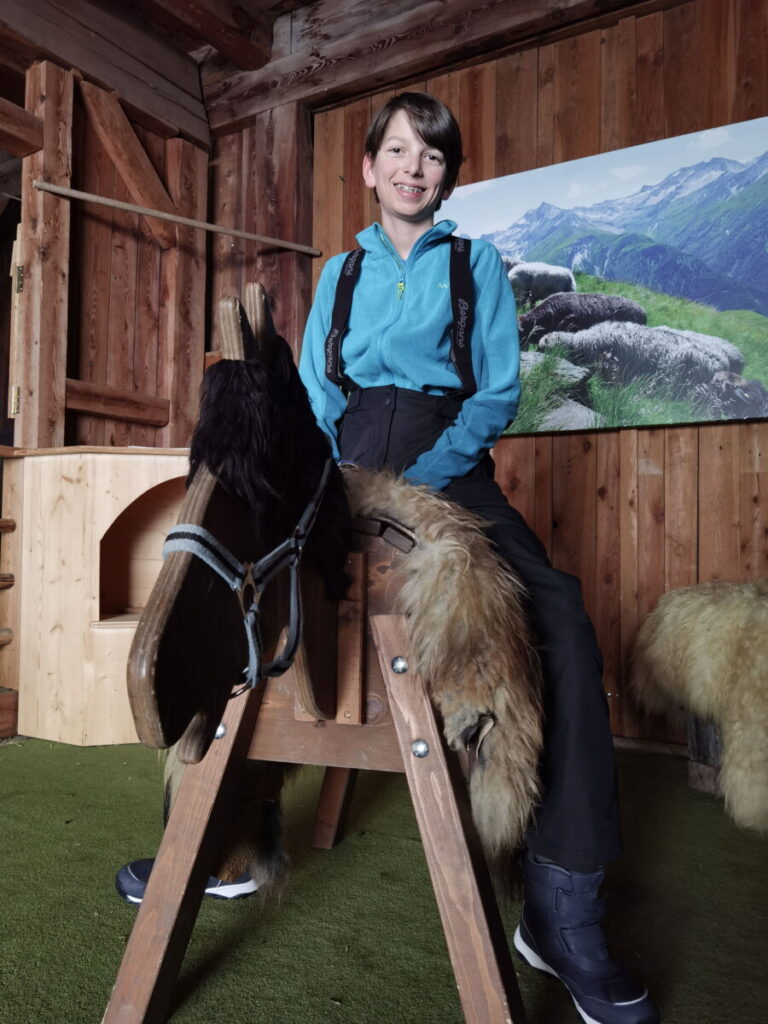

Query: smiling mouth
[394,184,425,194]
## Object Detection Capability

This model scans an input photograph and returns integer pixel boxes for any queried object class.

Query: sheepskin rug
[343,467,543,857]
[629,579,768,834]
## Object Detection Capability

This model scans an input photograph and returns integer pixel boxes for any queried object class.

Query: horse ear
[216,288,277,363]
[243,281,278,362]
[217,296,247,360]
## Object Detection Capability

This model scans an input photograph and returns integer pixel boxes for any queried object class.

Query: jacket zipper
[380,235,406,300]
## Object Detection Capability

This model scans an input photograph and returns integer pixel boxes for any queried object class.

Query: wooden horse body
[106,285,539,1024]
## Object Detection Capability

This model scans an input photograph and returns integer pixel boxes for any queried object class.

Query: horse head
[189,294,351,600]
[128,287,351,762]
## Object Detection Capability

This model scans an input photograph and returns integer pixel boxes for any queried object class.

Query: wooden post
[103,685,264,1023]
[370,614,527,1024]
[311,766,359,850]
[16,62,74,447]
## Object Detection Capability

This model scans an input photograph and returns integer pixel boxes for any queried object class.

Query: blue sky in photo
[440,117,768,237]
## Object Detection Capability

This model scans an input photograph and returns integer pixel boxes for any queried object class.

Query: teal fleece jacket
[298,219,521,490]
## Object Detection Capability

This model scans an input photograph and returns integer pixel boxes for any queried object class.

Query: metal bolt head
[391,656,409,674]
[411,739,430,758]
[214,722,227,739]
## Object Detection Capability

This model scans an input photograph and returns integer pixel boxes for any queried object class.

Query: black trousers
[339,385,622,870]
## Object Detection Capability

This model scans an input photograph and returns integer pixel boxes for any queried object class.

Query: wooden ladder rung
[0,574,15,590]
[0,628,13,647]
[0,519,17,533]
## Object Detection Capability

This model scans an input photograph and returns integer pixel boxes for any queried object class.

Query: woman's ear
[362,153,376,189]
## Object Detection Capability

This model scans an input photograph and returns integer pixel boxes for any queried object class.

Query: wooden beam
[0,96,43,158]
[16,62,73,449]
[205,0,667,133]
[65,379,170,426]
[0,0,209,147]
[79,80,178,250]
[137,0,273,69]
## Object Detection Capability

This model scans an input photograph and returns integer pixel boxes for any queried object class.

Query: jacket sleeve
[298,255,348,458]
[404,241,521,490]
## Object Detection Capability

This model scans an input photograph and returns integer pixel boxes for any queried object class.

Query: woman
[299,91,659,1024]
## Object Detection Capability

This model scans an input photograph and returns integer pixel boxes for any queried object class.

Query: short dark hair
[365,92,464,192]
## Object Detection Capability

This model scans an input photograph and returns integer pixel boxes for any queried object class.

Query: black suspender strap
[323,235,477,396]
[448,236,476,396]
[324,247,364,391]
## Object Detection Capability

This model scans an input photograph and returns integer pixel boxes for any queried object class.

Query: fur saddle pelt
[343,466,543,858]
[629,579,768,834]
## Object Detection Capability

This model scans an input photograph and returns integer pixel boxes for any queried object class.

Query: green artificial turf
[0,738,765,1023]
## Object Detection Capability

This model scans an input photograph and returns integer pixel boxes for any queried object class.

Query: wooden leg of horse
[370,614,528,1024]
[311,766,359,849]
[103,685,265,1024]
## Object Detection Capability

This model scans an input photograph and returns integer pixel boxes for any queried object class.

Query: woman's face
[362,109,453,228]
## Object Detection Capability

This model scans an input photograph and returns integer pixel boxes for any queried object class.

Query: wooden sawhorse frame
[104,537,527,1024]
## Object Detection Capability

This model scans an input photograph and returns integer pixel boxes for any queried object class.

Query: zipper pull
[397,280,405,300]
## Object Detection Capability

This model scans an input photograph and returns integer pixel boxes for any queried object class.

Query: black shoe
[513,853,659,1024]
[115,858,259,905]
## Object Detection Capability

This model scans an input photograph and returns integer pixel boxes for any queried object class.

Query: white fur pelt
[343,467,543,857]
[629,579,768,833]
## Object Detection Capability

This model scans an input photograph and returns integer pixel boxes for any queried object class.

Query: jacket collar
[356,219,457,259]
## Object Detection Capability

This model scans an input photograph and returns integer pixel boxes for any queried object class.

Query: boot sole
[117,878,259,905]
[513,926,653,1024]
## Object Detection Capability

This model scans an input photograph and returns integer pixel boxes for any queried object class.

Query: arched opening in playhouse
[99,476,186,621]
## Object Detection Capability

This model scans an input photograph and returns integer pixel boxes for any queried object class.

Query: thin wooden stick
[32,179,321,257]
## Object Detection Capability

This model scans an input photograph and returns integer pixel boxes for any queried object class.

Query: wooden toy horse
[112,284,542,1024]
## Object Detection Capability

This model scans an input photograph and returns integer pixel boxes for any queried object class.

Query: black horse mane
[188,335,351,600]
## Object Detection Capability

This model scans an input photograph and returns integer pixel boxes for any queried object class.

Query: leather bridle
[162,456,334,697]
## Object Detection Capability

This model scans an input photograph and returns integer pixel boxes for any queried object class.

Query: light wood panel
[309,0,768,741]
[0,448,188,745]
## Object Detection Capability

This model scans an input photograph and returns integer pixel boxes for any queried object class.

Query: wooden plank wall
[66,86,207,448]
[208,102,313,360]
[310,0,768,740]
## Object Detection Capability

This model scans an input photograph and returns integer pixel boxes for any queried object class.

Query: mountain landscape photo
[442,118,768,433]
